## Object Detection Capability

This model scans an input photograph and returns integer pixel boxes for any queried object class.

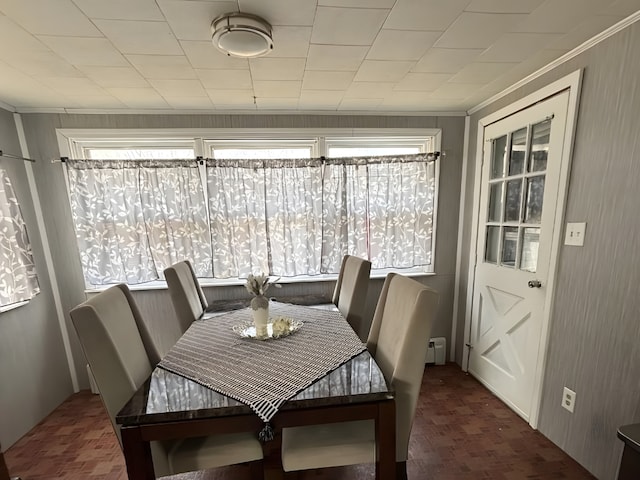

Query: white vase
[251,295,269,338]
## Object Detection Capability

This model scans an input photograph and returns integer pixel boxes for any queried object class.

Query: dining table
[115,301,396,480]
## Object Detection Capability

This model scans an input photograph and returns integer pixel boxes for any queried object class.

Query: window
[59,130,439,287]
[0,166,40,308]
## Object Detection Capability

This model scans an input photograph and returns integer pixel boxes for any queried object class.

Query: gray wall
[456,20,640,480]
[0,109,73,449]
[21,113,464,389]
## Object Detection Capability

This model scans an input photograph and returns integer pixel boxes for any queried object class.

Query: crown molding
[0,99,17,113]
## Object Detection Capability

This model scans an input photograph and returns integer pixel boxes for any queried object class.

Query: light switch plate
[564,222,586,246]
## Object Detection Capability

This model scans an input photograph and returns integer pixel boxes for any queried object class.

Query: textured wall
[457,20,640,480]
[0,109,72,449]
[21,112,464,390]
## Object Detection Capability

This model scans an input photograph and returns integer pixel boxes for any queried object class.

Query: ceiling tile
[148,79,206,97]
[413,48,484,73]
[181,41,249,69]
[67,94,127,108]
[253,80,301,98]
[311,7,389,46]
[206,89,255,104]
[306,45,368,71]
[38,76,107,96]
[394,73,451,91]
[353,60,413,82]
[163,96,214,109]
[37,36,128,66]
[449,62,516,83]
[513,0,609,34]
[343,82,395,98]
[552,15,626,50]
[320,0,395,7]
[126,55,197,79]
[75,66,149,88]
[302,71,355,91]
[270,27,312,58]
[3,51,80,77]
[0,15,49,53]
[603,0,640,16]
[157,0,237,41]
[249,58,306,80]
[239,0,317,26]
[94,20,182,55]
[430,82,484,99]
[255,97,299,109]
[367,30,442,61]
[435,13,527,48]
[0,61,70,107]
[338,98,384,110]
[196,69,253,89]
[0,0,102,36]
[464,0,545,14]
[73,0,164,21]
[106,87,170,108]
[384,0,470,31]
[478,33,563,62]
[298,90,343,109]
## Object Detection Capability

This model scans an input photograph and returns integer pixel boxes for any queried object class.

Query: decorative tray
[232,317,303,340]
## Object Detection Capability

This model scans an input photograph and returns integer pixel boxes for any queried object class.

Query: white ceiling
[0,0,637,114]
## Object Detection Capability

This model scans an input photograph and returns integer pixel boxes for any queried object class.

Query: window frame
[57,128,441,290]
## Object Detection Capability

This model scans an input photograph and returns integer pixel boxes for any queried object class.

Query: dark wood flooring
[4,364,595,479]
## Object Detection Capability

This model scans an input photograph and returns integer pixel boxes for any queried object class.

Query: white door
[468,91,570,421]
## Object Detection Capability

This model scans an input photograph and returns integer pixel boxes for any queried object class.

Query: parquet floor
[4,364,595,479]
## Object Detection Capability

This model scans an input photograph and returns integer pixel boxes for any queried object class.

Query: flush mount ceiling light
[211,12,274,58]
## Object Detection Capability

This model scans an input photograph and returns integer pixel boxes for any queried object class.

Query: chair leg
[249,460,264,480]
[396,461,407,480]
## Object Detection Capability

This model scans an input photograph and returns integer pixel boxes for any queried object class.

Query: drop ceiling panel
[69,95,127,108]
[604,0,640,16]
[394,73,451,91]
[298,90,344,109]
[72,0,165,21]
[180,41,249,69]
[320,0,395,7]
[478,33,564,62]
[311,7,389,46]
[435,13,527,48]
[148,79,207,97]
[75,66,149,88]
[254,81,302,98]
[343,82,395,98]
[37,37,128,67]
[412,48,484,73]
[249,58,306,81]
[270,27,312,58]
[4,51,80,77]
[354,60,414,82]
[465,0,546,14]
[207,90,255,104]
[0,0,102,36]
[126,55,197,79]
[430,82,486,99]
[302,71,355,91]
[94,20,182,55]
[255,97,299,109]
[39,77,108,96]
[0,61,68,107]
[384,0,471,31]
[338,98,384,110]
[163,96,214,109]
[367,30,442,61]
[552,15,626,50]
[449,62,517,83]
[513,0,616,34]
[0,15,50,53]
[196,69,253,89]
[306,45,369,71]
[106,87,170,108]
[157,0,237,41]
[240,0,317,26]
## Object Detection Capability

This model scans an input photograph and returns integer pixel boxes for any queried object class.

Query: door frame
[462,69,583,429]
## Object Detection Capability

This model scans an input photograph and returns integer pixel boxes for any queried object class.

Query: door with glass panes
[468,91,569,421]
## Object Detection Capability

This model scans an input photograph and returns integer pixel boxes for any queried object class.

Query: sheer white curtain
[66,160,211,285]
[0,166,40,306]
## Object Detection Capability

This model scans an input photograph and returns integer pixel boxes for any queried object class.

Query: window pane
[328,146,419,157]
[213,148,311,159]
[529,119,551,172]
[491,135,507,179]
[520,228,540,272]
[485,226,500,264]
[509,127,527,176]
[86,148,194,159]
[488,182,503,222]
[502,227,518,267]
[504,179,522,222]
[524,176,545,224]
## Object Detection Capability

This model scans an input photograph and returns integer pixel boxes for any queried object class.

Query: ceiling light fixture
[211,12,274,58]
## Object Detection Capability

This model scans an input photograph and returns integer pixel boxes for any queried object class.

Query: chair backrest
[366,273,439,462]
[70,284,156,446]
[164,260,209,334]
[332,255,372,339]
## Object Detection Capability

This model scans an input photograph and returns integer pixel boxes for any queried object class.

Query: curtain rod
[0,150,36,163]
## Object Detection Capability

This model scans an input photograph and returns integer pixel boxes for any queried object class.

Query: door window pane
[529,119,551,172]
[488,183,503,222]
[485,226,500,264]
[502,227,518,267]
[505,179,522,222]
[520,228,540,272]
[524,176,545,224]
[509,128,527,176]
[491,136,507,179]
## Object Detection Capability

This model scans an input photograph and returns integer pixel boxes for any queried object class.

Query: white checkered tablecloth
[158,302,366,424]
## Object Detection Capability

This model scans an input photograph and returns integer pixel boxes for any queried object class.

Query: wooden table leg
[120,426,155,480]
[376,399,396,480]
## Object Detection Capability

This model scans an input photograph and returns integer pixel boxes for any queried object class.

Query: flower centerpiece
[245,274,280,338]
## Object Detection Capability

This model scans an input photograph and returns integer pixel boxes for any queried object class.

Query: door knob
[528,280,542,288]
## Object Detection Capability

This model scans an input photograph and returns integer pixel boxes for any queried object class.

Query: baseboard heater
[425,337,446,365]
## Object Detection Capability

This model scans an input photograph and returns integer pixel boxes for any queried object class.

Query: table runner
[158,302,366,431]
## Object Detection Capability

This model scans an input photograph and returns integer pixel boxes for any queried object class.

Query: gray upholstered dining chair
[281,273,439,479]
[164,260,221,335]
[332,254,372,339]
[70,284,264,478]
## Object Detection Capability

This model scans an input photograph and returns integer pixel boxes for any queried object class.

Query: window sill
[0,300,29,313]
